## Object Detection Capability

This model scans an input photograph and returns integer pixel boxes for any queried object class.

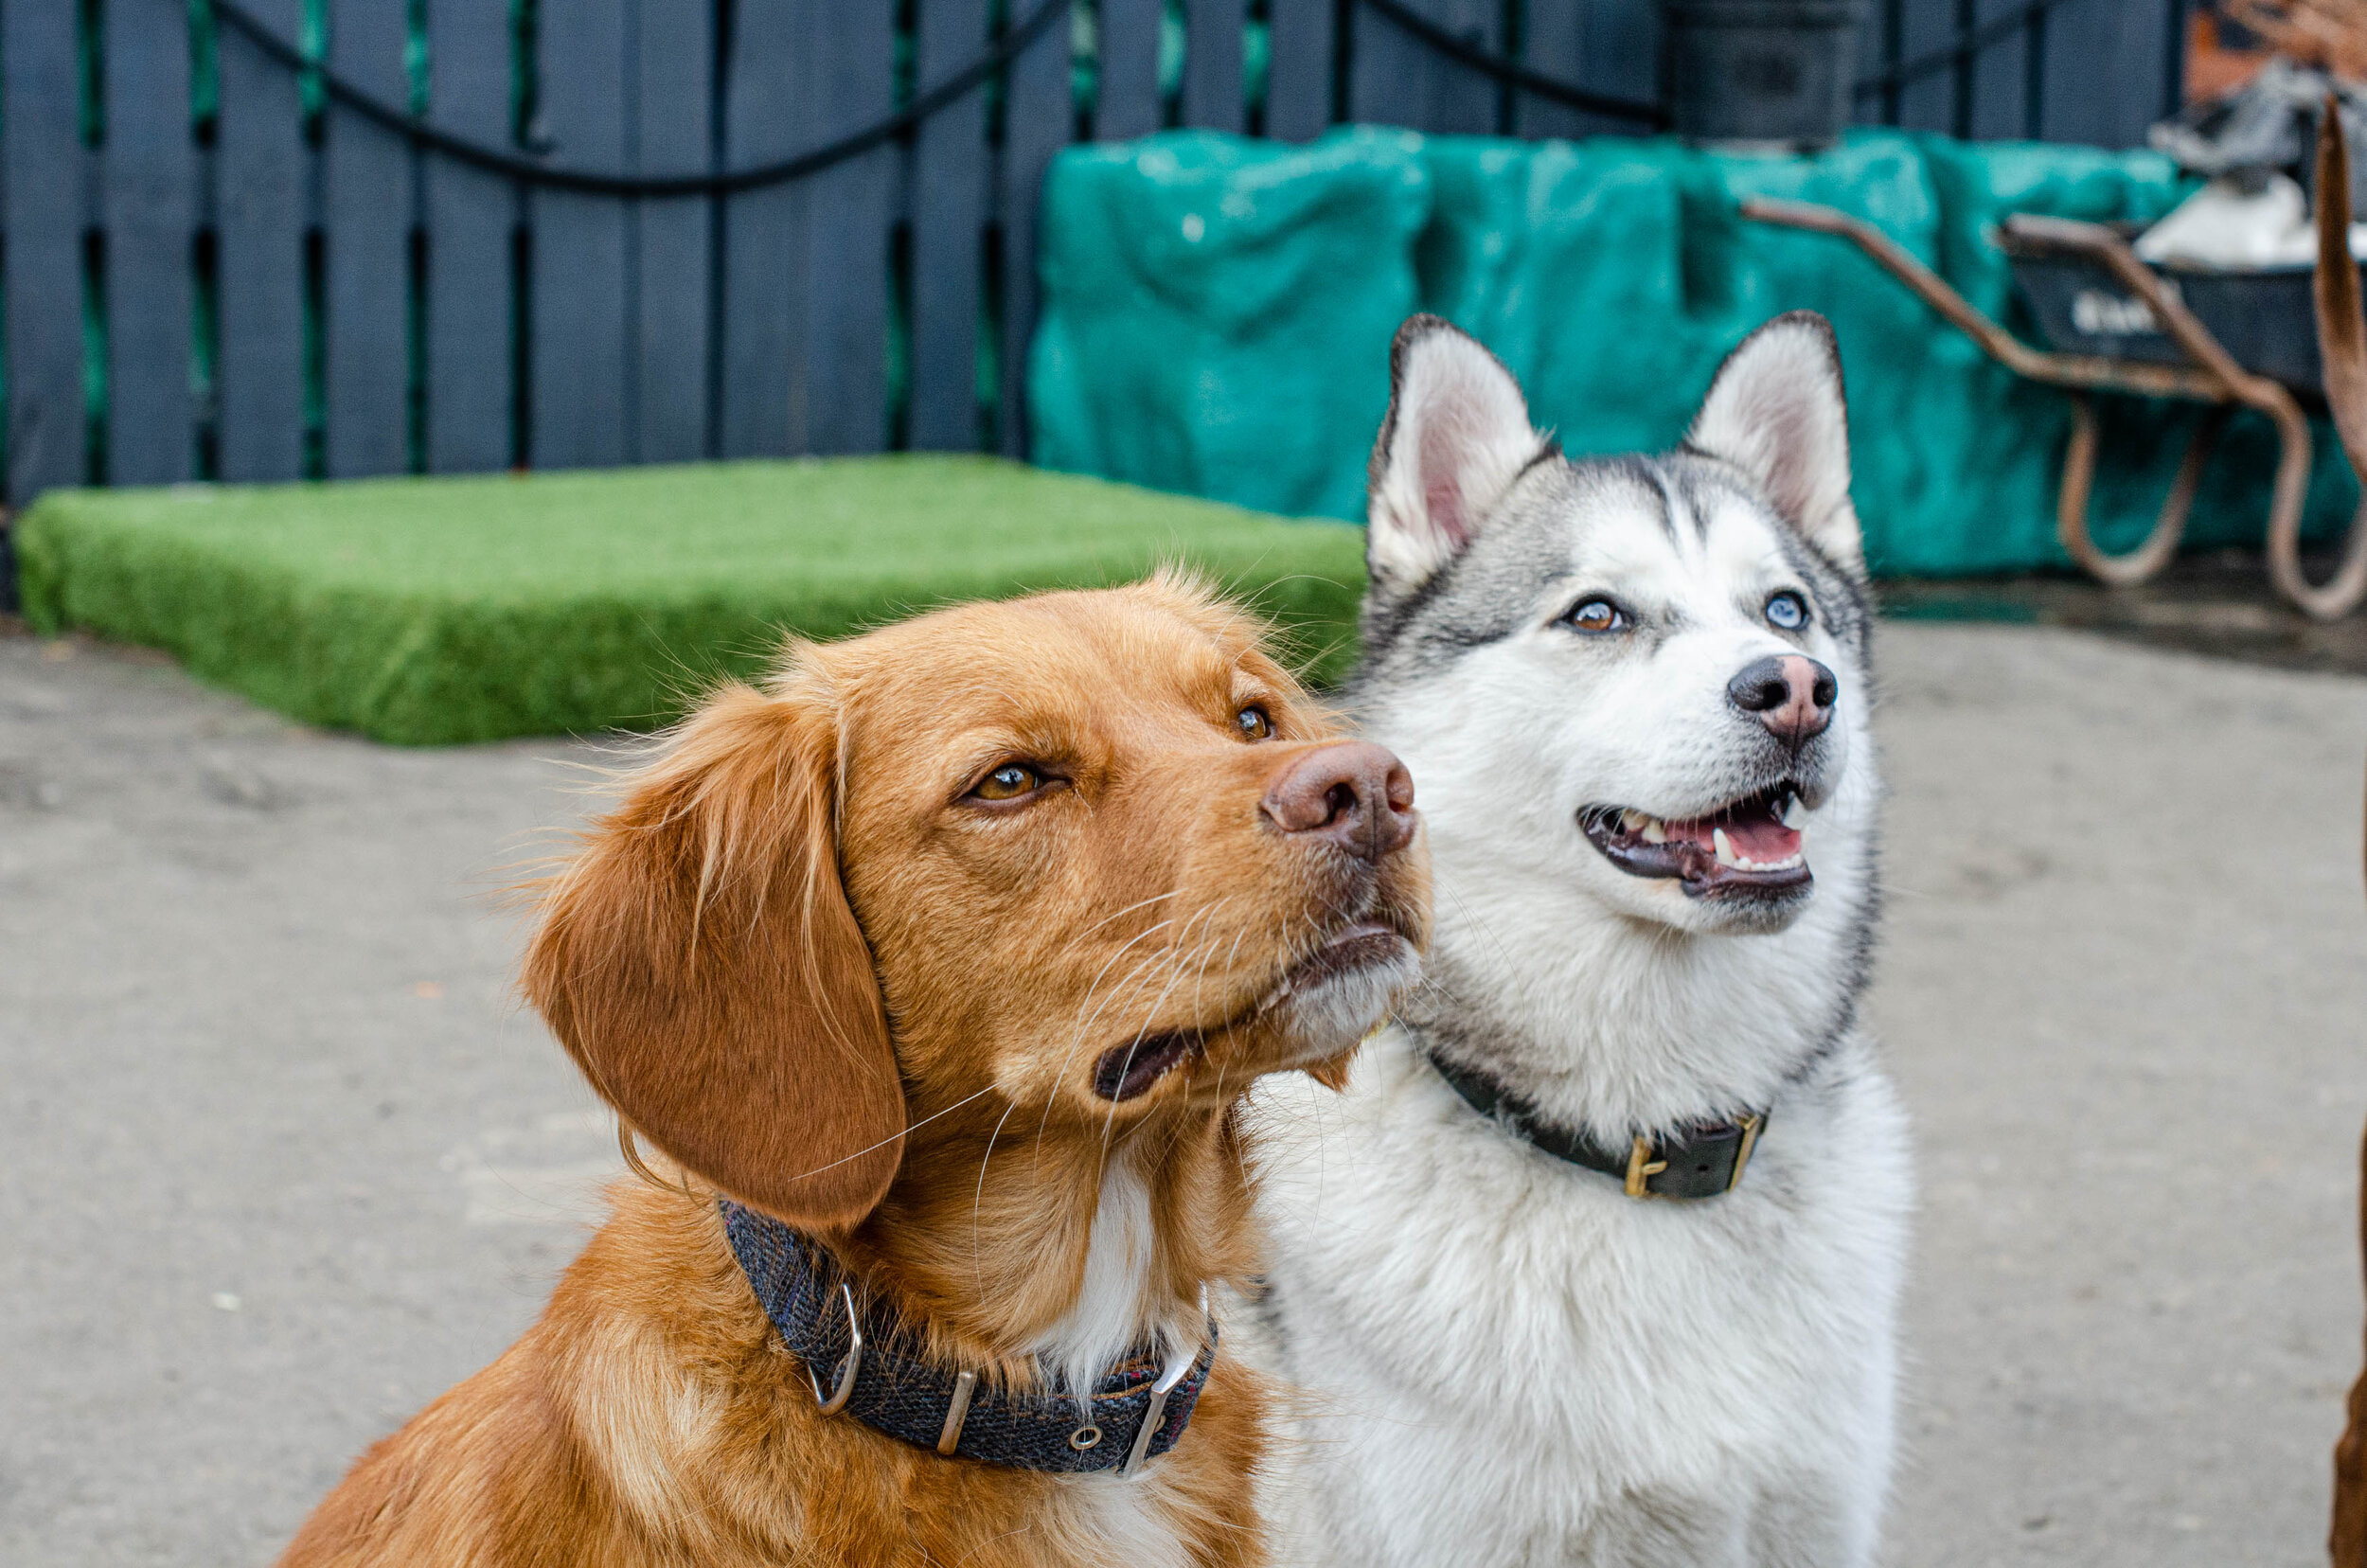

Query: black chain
[216,0,2103,200]
[210,0,1069,198]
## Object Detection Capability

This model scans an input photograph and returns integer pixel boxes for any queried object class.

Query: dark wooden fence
[0,0,2188,506]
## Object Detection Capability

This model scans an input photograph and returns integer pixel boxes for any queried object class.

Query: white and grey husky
[1247,312,1909,1566]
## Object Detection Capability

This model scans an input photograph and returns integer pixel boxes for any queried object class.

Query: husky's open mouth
[1579,782,1813,899]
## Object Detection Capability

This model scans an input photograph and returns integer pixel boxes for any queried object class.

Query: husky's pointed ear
[1686,312,1863,575]
[1366,315,1545,598]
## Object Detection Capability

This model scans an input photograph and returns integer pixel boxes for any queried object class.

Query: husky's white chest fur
[1245,312,1911,1566]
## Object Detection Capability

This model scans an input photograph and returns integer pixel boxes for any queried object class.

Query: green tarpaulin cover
[1031,127,2360,577]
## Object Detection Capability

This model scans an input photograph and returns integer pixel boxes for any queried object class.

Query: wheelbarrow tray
[2010,242,2362,396]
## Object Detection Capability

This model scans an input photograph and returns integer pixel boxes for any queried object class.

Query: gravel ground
[3,618,2364,1566]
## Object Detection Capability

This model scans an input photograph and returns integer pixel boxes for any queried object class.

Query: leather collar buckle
[1624,1113,1765,1199]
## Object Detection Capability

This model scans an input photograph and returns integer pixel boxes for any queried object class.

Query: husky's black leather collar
[721,1201,1217,1472]
[1425,1053,1768,1200]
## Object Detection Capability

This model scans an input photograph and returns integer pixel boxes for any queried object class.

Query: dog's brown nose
[1727,654,1837,745]
[1261,741,1417,864]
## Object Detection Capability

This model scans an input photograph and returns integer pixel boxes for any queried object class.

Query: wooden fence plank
[218,0,308,482]
[910,0,989,452]
[3,2,85,497]
[792,0,894,454]
[1262,0,1336,140]
[999,0,1073,457]
[326,0,416,478]
[1963,0,2033,140]
[1184,0,1248,132]
[1895,0,1960,133]
[105,0,195,487]
[1097,0,1166,140]
[1515,0,1660,140]
[2039,0,2167,147]
[533,0,631,469]
[629,0,712,463]
[424,0,514,472]
[720,0,800,456]
[1351,0,1500,133]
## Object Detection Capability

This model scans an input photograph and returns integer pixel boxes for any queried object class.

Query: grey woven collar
[721,1201,1217,1474]
[1424,1053,1769,1200]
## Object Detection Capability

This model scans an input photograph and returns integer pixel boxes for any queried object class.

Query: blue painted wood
[1964,0,2034,140]
[1261,0,1337,140]
[1351,0,1499,133]
[1096,0,1165,139]
[999,0,1073,456]
[2040,0,2164,147]
[326,0,416,478]
[791,0,894,454]
[720,0,801,456]
[2,1,85,497]
[533,0,631,468]
[628,0,712,463]
[218,0,308,482]
[424,0,514,472]
[1184,0,1248,131]
[1892,0,1959,133]
[910,0,989,451]
[104,0,196,486]
[1514,0,1660,139]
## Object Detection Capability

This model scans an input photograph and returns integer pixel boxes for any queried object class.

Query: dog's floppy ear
[523,674,904,1230]
[1366,314,1546,598]
[1685,312,1863,575]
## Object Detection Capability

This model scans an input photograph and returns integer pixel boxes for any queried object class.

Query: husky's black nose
[1728,654,1837,745]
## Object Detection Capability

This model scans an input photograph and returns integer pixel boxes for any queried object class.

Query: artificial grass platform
[16,456,1367,745]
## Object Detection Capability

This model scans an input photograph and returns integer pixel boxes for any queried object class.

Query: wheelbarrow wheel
[2056,396,2219,588]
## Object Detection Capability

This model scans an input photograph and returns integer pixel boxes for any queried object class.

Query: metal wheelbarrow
[1740,162,2367,620]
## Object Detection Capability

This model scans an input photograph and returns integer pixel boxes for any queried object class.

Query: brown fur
[277,574,1430,1568]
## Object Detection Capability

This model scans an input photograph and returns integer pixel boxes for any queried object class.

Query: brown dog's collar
[721,1202,1218,1474]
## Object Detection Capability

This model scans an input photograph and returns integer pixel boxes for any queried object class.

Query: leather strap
[1426,1054,1768,1201]
[721,1202,1217,1472]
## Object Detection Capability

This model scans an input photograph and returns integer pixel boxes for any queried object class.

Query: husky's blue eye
[1562,598,1628,635]
[1765,592,1809,631]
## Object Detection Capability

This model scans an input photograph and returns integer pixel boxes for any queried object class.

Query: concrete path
[3,620,2364,1567]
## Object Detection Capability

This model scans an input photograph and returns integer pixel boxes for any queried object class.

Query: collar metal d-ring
[1119,1285,1210,1479]
[808,1281,863,1415]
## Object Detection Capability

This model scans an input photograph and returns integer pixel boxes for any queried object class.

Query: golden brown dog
[276,574,1429,1568]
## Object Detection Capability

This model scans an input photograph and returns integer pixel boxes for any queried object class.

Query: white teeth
[1781,796,1810,829]
[1713,828,1740,868]
[1640,817,1667,845]
[1620,809,1647,832]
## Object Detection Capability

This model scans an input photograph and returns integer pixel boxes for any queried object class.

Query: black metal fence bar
[0,0,2190,507]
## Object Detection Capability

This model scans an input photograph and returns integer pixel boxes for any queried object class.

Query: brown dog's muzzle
[1259,740,1418,865]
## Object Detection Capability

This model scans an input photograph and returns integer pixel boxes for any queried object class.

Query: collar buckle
[807,1281,863,1415]
[1623,1136,1669,1198]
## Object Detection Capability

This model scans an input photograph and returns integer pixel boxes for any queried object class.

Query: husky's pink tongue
[1664,814,1801,862]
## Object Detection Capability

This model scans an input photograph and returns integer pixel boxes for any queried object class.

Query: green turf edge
[15,464,1371,746]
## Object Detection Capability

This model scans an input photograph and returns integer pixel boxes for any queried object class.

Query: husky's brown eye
[1237,705,1274,740]
[971,763,1042,801]
[1563,598,1628,634]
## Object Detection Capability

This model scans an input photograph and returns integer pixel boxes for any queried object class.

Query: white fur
[1245,317,1909,1566]
[1036,1154,1162,1403]
[1688,312,1862,572]
[1367,322,1543,591]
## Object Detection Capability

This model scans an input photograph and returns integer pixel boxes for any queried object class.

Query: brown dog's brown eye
[971,763,1041,801]
[1236,706,1274,741]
